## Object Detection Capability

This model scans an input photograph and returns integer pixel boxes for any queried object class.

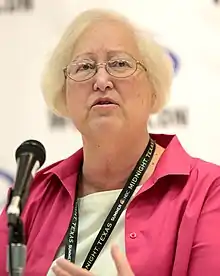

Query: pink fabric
[1,134,220,275]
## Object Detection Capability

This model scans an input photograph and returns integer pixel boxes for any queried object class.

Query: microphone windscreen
[15,140,46,168]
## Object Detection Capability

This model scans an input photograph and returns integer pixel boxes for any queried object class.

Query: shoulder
[154,133,220,200]
[156,133,220,186]
[19,148,83,228]
[24,147,83,202]
[180,156,220,208]
[35,147,83,183]
[190,157,220,184]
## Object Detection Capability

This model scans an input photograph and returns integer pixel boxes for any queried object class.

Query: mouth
[92,98,119,107]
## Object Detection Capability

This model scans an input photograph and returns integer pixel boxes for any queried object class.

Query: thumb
[111,244,134,276]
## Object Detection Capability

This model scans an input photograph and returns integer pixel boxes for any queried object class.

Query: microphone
[6,140,46,276]
[7,139,46,224]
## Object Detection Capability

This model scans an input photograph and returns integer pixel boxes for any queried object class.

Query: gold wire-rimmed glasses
[63,52,147,82]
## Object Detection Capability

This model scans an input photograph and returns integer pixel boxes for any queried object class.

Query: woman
[1,8,220,276]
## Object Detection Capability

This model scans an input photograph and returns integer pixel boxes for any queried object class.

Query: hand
[111,244,134,276]
[52,244,134,276]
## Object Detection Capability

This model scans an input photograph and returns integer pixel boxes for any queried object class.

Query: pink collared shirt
[1,134,220,276]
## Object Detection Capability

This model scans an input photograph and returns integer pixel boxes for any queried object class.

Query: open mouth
[95,100,115,105]
[92,98,118,107]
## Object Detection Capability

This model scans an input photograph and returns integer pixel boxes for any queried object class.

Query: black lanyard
[64,138,156,270]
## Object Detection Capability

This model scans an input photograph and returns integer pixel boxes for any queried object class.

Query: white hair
[41,9,174,117]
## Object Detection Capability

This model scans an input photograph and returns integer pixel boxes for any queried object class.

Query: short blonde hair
[41,9,173,118]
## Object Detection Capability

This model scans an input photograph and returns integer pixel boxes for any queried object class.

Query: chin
[89,117,124,133]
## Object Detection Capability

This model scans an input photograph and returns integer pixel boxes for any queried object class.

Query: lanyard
[64,138,156,270]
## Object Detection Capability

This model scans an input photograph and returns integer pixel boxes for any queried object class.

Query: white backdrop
[0,0,220,209]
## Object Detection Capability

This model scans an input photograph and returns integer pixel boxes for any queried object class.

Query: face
[65,19,154,137]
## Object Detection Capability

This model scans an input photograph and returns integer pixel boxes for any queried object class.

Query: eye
[75,62,95,72]
[108,59,132,68]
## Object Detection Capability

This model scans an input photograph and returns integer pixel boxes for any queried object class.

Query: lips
[92,98,118,107]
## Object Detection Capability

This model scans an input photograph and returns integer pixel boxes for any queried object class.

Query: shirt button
[129,232,137,239]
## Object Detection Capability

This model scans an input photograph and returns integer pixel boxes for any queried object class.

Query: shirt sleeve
[0,172,49,276]
[188,177,220,275]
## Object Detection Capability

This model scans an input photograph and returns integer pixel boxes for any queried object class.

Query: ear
[62,79,67,94]
[62,79,68,108]
[150,91,156,111]
[60,79,69,116]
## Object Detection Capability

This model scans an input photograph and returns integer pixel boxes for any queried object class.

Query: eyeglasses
[63,53,147,82]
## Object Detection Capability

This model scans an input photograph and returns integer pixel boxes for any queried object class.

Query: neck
[79,130,158,196]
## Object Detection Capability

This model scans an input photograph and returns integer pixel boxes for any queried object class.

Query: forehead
[72,19,141,60]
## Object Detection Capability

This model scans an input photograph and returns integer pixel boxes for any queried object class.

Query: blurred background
[0,0,220,210]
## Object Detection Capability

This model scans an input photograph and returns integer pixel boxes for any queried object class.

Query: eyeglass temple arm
[63,67,67,78]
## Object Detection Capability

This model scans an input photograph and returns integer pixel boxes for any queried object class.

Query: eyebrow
[72,50,133,61]
[72,52,97,61]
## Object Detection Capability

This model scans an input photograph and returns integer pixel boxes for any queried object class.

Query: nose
[93,67,114,92]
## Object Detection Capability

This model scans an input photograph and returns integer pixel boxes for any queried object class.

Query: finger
[111,244,134,275]
[54,259,93,276]
[52,265,71,276]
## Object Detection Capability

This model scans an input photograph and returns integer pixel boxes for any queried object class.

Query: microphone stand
[7,190,26,276]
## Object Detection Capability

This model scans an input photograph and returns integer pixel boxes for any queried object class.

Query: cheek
[65,83,87,113]
[118,75,152,108]
[135,76,152,107]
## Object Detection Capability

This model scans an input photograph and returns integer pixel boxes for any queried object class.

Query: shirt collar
[41,134,192,197]
[150,134,192,179]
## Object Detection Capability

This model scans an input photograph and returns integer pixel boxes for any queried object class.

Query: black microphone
[7,139,46,225]
[6,140,46,276]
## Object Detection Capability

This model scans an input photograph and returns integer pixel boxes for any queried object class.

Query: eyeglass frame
[63,55,148,82]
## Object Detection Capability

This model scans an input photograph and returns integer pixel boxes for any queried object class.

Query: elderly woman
[1,8,220,276]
